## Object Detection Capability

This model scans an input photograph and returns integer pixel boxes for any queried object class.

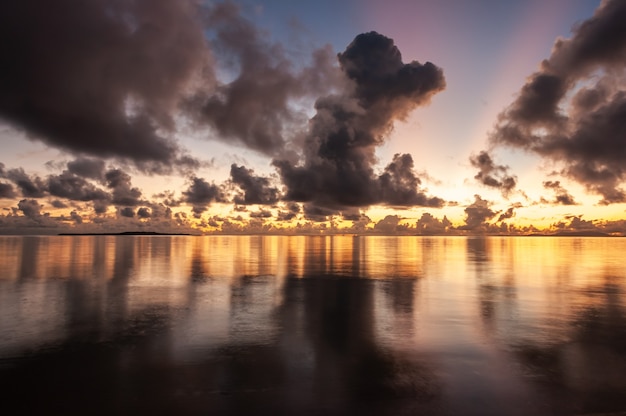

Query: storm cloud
[489,0,626,204]
[274,31,445,215]
[0,0,213,166]
[0,0,340,171]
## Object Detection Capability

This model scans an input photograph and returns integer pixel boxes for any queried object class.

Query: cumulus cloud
[0,183,16,199]
[70,211,83,224]
[0,0,212,167]
[119,207,135,218]
[489,0,626,204]
[2,168,46,197]
[66,158,106,181]
[1,161,159,216]
[137,207,151,219]
[373,215,407,234]
[182,176,225,217]
[105,169,143,207]
[249,209,272,219]
[186,2,341,156]
[469,151,517,197]
[17,199,41,218]
[415,212,452,235]
[542,180,577,205]
[274,31,445,214]
[230,164,279,205]
[276,202,300,221]
[460,195,497,231]
[0,0,342,173]
[47,171,109,204]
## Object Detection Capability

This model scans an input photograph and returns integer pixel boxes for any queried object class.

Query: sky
[1,0,626,235]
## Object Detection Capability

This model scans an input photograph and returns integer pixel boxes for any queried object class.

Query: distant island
[58,231,193,236]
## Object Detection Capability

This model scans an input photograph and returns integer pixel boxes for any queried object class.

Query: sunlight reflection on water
[0,235,625,415]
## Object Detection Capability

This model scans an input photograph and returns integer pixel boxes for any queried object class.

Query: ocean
[1,235,625,415]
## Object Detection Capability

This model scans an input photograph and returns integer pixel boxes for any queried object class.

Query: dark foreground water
[1,235,625,415]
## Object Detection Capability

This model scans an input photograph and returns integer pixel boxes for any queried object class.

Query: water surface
[1,235,625,415]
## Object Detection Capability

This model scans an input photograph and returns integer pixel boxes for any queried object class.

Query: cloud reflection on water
[0,235,625,415]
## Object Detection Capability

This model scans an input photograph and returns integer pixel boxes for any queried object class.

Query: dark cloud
[274,32,445,213]
[50,199,69,209]
[17,199,41,218]
[105,169,143,206]
[0,183,16,199]
[47,171,109,203]
[185,2,340,156]
[137,207,151,219]
[70,211,83,224]
[469,151,517,197]
[0,0,213,166]
[542,180,577,205]
[66,158,106,180]
[276,202,300,221]
[182,176,225,217]
[3,168,46,198]
[302,204,338,222]
[460,195,496,231]
[230,164,279,205]
[249,209,272,219]
[380,154,445,207]
[489,0,626,203]
[119,207,135,218]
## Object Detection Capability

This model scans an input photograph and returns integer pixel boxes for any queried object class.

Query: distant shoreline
[58,231,193,236]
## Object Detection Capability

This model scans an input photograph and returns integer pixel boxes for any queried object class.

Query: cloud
[274,31,445,214]
[497,207,515,222]
[47,171,109,204]
[542,180,577,205]
[0,183,16,199]
[2,162,153,215]
[66,158,106,181]
[276,202,300,221]
[379,154,445,207]
[184,2,341,156]
[489,0,626,204]
[469,151,517,197]
[182,176,225,217]
[460,195,497,231]
[17,199,42,218]
[373,215,407,234]
[2,168,46,197]
[105,169,143,207]
[0,0,214,167]
[70,211,83,224]
[415,212,452,235]
[249,209,272,219]
[230,164,279,205]
[119,207,135,218]
[137,207,151,219]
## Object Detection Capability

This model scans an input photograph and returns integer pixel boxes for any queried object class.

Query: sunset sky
[1,0,625,235]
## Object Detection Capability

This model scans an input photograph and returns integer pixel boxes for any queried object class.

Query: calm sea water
[1,235,625,415]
